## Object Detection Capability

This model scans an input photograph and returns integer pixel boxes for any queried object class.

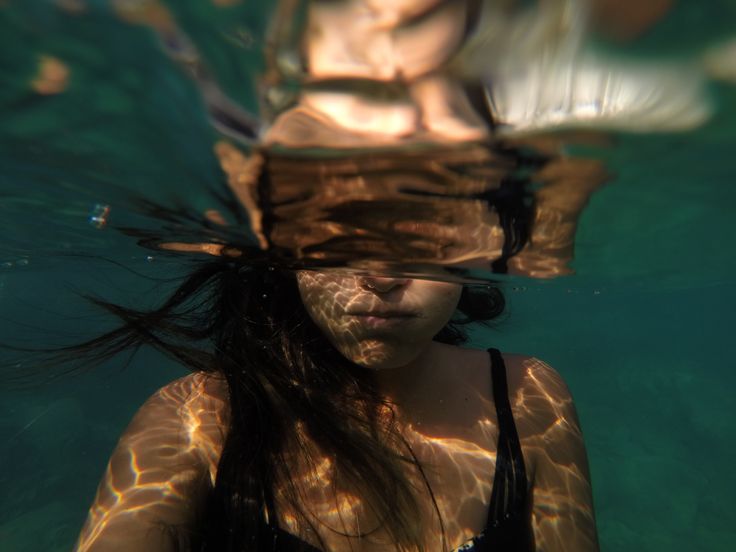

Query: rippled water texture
[1,1,735,551]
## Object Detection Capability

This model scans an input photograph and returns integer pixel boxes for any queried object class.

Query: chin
[342,340,422,370]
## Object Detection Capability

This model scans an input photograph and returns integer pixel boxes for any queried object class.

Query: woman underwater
[73,263,598,552]
[71,1,604,550]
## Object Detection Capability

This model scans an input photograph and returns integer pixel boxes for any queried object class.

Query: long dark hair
[35,259,505,551]
[5,135,541,549]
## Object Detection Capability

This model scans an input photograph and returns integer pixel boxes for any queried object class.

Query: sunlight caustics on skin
[296,271,462,369]
[514,359,598,551]
[75,375,227,551]
[292,272,596,549]
[74,270,597,551]
[56,6,605,544]
[2,1,729,550]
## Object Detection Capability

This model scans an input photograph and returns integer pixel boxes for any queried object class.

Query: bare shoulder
[503,354,575,404]
[148,371,228,408]
[75,373,230,551]
[501,354,599,551]
[139,372,230,466]
[500,354,583,456]
[145,371,229,422]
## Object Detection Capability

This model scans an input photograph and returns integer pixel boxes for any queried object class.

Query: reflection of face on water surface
[155,137,607,281]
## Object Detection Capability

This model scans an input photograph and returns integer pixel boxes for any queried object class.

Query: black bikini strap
[487,348,528,527]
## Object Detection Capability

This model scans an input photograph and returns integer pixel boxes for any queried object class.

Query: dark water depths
[1,1,735,550]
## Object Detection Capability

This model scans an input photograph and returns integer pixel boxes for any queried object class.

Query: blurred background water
[1,1,735,551]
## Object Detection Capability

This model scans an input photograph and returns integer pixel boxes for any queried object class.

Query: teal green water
[1,1,735,551]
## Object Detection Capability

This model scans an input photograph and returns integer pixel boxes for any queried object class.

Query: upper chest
[277,379,510,551]
[189,353,544,551]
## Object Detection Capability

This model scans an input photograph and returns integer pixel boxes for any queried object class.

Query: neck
[373,341,450,409]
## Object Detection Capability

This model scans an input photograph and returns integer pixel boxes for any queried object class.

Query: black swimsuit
[262,348,534,551]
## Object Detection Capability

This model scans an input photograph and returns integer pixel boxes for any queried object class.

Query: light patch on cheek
[297,273,388,367]
[296,271,357,347]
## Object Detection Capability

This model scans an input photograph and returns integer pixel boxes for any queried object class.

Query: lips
[348,313,417,330]
[346,308,420,331]
[354,311,416,318]
[346,307,419,318]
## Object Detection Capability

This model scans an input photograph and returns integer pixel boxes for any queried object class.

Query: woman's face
[296,271,462,369]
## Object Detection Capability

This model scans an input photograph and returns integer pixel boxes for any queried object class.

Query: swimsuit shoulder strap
[486,348,529,528]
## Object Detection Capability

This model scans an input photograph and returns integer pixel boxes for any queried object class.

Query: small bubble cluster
[89,204,110,228]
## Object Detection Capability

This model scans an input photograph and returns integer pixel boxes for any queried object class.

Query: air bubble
[89,204,110,228]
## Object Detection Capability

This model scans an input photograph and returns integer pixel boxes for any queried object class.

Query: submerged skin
[76,275,598,552]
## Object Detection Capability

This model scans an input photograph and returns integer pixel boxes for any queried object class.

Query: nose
[359,276,410,293]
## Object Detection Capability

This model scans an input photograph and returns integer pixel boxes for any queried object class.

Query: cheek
[419,282,463,330]
[296,272,354,341]
[297,272,334,325]
[297,273,368,363]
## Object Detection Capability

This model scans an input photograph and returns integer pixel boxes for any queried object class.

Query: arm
[514,357,599,552]
[75,374,227,552]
